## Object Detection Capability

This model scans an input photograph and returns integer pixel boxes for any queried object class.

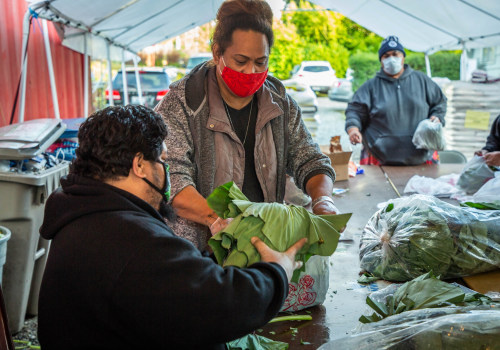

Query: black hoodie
[38,174,288,349]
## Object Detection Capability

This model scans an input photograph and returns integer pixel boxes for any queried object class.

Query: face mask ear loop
[219,56,226,76]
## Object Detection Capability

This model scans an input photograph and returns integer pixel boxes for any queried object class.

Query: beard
[149,170,176,221]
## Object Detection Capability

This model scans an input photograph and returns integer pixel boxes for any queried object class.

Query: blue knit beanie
[378,36,406,60]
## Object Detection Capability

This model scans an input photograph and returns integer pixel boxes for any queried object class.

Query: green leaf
[227,334,289,350]
[357,272,379,284]
[462,201,500,210]
[207,182,352,271]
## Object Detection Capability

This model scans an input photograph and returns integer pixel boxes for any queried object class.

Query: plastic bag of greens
[318,306,500,350]
[359,194,500,282]
[457,155,496,194]
[412,119,446,150]
[358,272,497,324]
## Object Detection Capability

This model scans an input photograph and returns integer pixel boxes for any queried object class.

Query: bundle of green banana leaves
[207,182,351,282]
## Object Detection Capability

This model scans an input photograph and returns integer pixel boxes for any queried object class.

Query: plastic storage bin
[0,118,68,333]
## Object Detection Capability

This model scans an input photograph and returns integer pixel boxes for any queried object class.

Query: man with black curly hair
[37,105,306,350]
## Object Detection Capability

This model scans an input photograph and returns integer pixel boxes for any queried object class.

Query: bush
[403,51,460,80]
[348,52,380,90]
[348,51,461,91]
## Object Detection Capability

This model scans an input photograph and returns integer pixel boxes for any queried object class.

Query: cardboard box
[320,145,352,181]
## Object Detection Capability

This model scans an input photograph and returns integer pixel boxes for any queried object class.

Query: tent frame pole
[83,33,89,118]
[121,49,129,105]
[42,19,60,119]
[18,10,32,123]
[106,42,114,106]
[424,54,432,78]
[133,56,143,105]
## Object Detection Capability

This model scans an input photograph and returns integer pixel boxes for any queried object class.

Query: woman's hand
[209,217,233,235]
[429,115,441,123]
[347,127,362,145]
[312,200,340,215]
[251,237,307,282]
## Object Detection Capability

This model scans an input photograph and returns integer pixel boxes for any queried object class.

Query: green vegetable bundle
[320,306,500,349]
[359,271,498,323]
[207,182,351,281]
[359,194,500,281]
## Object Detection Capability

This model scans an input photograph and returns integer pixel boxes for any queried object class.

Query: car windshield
[303,66,330,73]
[187,56,211,69]
[113,71,169,90]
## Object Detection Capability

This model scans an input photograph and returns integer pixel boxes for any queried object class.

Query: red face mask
[219,57,268,97]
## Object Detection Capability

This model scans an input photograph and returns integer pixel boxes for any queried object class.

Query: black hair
[211,0,274,56]
[71,105,168,181]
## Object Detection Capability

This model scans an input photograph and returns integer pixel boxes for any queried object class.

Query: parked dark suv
[105,67,171,108]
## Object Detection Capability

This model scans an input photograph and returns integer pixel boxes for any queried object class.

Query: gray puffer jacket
[155,62,334,249]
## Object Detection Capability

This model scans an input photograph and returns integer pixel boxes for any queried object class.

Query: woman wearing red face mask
[155,0,338,250]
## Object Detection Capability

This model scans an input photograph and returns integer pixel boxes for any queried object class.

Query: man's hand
[347,127,362,145]
[484,151,500,166]
[429,116,441,123]
[209,217,233,235]
[251,237,307,282]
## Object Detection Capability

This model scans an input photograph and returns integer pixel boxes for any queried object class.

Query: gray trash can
[0,226,11,284]
[0,118,68,333]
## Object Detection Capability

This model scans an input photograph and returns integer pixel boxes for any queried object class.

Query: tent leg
[424,54,432,78]
[42,19,60,119]
[83,33,89,117]
[18,10,32,123]
[106,42,114,106]
[121,49,129,105]
[133,56,143,105]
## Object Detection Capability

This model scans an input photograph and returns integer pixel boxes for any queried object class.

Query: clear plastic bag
[472,172,500,206]
[412,119,446,151]
[457,155,496,194]
[319,306,500,350]
[403,174,459,197]
[359,194,500,281]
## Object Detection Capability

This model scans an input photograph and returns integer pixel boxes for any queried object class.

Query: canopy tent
[311,0,500,54]
[26,0,225,61]
[17,0,500,122]
[20,0,225,121]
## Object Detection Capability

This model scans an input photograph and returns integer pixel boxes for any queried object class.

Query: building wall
[469,45,500,78]
[0,0,88,127]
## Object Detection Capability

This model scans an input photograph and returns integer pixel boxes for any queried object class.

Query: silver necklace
[223,98,254,146]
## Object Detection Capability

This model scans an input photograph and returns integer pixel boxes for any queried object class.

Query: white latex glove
[209,217,233,235]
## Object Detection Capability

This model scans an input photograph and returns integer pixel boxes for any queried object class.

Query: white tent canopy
[27,0,225,61]
[311,0,500,54]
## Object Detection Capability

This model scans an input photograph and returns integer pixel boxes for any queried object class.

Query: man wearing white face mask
[345,35,447,165]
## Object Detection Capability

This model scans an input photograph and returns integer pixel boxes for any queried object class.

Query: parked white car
[281,78,318,113]
[328,78,353,102]
[291,61,338,94]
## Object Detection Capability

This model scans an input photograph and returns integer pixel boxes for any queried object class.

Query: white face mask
[382,56,403,75]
